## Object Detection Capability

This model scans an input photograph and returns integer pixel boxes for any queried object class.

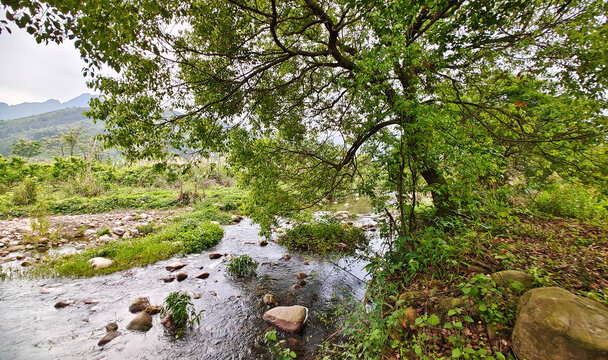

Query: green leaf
[452,348,462,358]
[478,303,488,312]
[448,309,457,316]
[428,314,440,326]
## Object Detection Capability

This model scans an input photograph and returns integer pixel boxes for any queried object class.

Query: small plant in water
[264,330,297,359]
[161,291,202,339]
[226,254,258,277]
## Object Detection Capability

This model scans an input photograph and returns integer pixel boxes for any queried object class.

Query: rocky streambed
[0,216,380,359]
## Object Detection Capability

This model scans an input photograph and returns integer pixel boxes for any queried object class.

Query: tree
[11,139,41,159]
[4,0,607,236]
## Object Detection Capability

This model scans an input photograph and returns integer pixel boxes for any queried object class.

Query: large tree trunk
[420,166,456,217]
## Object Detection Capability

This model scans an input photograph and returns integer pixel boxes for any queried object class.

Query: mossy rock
[513,287,608,360]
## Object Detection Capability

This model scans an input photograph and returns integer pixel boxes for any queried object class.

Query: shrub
[226,254,258,277]
[281,218,367,255]
[12,178,37,205]
[177,220,224,254]
[162,291,202,339]
[534,183,607,220]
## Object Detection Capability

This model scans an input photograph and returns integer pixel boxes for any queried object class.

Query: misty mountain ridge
[0,93,97,120]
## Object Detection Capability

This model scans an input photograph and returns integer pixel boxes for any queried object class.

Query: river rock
[21,260,32,267]
[98,330,121,346]
[89,257,113,269]
[263,293,277,305]
[176,271,188,281]
[512,287,608,360]
[84,229,97,237]
[112,227,126,236]
[263,305,308,332]
[161,313,174,329]
[491,270,534,291]
[98,235,113,243]
[54,300,71,309]
[146,305,162,315]
[259,240,268,246]
[296,273,308,279]
[196,271,210,279]
[162,276,175,283]
[126,311,153,331]
[129,297,150,313]
[283,254,291,260]
[106,322,118,331]
[209,253,223,259]
[16,254,25,260]
[165,262,187,272]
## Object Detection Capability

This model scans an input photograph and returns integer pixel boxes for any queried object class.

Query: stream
[0,216,379,359]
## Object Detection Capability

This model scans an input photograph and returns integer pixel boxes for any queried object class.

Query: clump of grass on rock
[280,218,368,255]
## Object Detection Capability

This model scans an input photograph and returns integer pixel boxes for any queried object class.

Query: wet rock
[293,283,302,290]
[7,245,24,252]
[16,254,26,260]
[296,273,308,279]
[491,270,534,291]
[54,300,71,309]
[98,330,121,346]
[105,322,118,331]
[161,313,174,329]
[193,293,202,299]
[21,260,32,267]
[126,311,153,332]
[40,288,53,294]
[165,262,187,272]
[297,280,307,286]
[209,253,223,259]
[196,271,210,279]
[84,300,99,305]
[75,244,86,250]
[129,297,150,313]
[210,291,217,296]
[162,276,175,283]
[283,254,291,260]
[263,305,308,333]
[145,305,162,315]
[231,215,243,223]
[176,271,188,281]
[112,227,126,236]
[303,261,310,265]
[89,257,113,269]
[259,240,268,246]
[512,287,608,360]
[263,293,277,305]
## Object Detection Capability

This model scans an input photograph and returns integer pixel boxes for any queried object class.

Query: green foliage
[11,177,37,205]
[226,254,258,277]
[459,275,517,331]
[533,182,607,220]
[50,190,179,214]
[264,330,297,360]
[175,219,224,254]
[281,218,368,255]
[189,202,233,224]
[11,139,41,158]
[161,291,202,339]
[97,227,111,237]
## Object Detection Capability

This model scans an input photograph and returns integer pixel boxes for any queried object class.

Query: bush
[12,178,37,205]
[226,254,258,277]
[534,183,607,220]
[178,220,224,254]
[162,291,202,339]
[281,218,367,255]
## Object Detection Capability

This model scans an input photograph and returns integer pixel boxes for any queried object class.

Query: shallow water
[0,218,378,360]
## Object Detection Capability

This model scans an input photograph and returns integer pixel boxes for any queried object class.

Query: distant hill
[0,107,104,156]
[0,93,97,120]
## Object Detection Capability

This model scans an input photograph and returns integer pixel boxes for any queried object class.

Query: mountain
[0,107,104,156]
[0,93,97,120]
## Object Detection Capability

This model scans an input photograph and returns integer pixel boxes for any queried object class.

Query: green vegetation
[162,291,202,339]
[264,330,297,360]
[280,218,368,255]
[29,205,224,278]
[226,255,258,278]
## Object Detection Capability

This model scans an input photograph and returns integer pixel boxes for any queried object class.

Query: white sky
[0,25,91,105]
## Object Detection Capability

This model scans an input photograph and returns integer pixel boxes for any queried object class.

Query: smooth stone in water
[126,311,153,331]
[165,262,187,272]
[296,273,308,279]
[209,253,223,259]
[263,293,277,305]
[129,297,150,313]
[176,271,188,281]
[196,271,210,279]
[105,322,118,331]
[98,330,121,346]
[263,305,308,333]
[54,300,71,309]
[162,276,175,283]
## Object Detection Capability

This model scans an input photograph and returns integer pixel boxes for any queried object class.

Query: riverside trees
[3,0,607,236]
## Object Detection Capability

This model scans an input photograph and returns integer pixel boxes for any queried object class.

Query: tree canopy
[3,0,607,232]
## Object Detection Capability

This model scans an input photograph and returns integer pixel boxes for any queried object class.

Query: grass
[29,213,224,278]
[280,218,368,255]
[226,254,258,277]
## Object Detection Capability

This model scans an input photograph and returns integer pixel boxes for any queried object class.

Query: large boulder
[263,305,308,332]
[89,257,113,269]
[491,270,533,291]
[126,311,153,332]
[512,287,608,360]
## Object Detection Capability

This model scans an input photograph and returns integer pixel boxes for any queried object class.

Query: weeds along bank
[0,155,239,218]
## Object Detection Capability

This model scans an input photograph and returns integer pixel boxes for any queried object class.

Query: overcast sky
[0,25,91,105]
